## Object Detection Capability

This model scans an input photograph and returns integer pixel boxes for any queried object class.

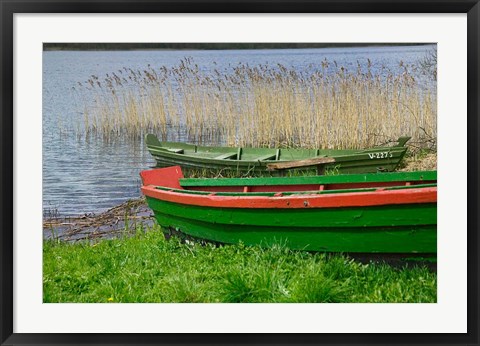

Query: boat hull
[141,166,437,254]
[144,198,436,254]
[150,151,407,174]
[146,134,410,174]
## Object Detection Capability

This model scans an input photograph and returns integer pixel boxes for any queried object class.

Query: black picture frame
[1,1,478,345]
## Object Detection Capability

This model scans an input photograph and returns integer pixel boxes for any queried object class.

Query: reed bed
[75,57,436,150]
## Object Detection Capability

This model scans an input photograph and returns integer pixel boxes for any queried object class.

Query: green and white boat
[145,134,410,174]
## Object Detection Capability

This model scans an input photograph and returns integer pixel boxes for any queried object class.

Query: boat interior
[140,166,437,196]
[145,134,409,162]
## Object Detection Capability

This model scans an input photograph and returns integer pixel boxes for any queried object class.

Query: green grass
[43,225,437,303]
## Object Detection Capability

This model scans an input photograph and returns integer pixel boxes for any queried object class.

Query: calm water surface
[43,45,435,216]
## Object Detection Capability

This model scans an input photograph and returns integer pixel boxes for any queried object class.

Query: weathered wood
[267,157,336,171]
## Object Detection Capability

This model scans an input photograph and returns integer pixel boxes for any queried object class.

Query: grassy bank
[43,225,436,303]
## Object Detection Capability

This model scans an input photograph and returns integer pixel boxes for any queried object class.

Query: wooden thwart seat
[214,152,237,160]
[256,153,277,161]
[167,148,184,154]
[267,157,336,175]
[214,148,242,160]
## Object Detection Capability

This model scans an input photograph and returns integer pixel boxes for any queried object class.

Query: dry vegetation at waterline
[74,57,436,151]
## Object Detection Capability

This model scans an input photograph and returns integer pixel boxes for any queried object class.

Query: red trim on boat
[140,166,183,188]
[141,184,437,209]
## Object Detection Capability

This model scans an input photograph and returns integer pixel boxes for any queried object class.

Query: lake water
[43,45,435,216]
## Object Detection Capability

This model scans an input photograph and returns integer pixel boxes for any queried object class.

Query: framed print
[1,1,479,345]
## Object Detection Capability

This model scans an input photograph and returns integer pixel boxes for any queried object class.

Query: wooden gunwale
[141,185,436,209]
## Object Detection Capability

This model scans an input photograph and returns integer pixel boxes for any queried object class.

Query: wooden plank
[267,157,336,171]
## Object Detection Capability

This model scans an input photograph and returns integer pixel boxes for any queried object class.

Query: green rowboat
[145,134,411,174]
[141,166,437,254]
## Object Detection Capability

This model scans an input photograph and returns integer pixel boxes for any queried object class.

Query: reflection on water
[43,45,435,216]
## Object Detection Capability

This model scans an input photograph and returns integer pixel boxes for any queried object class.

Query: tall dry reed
[74,57,437,150]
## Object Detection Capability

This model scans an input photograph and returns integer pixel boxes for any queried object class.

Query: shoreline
[43,152,437,242]
[43,43,431,52]
[43,197,154,242]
